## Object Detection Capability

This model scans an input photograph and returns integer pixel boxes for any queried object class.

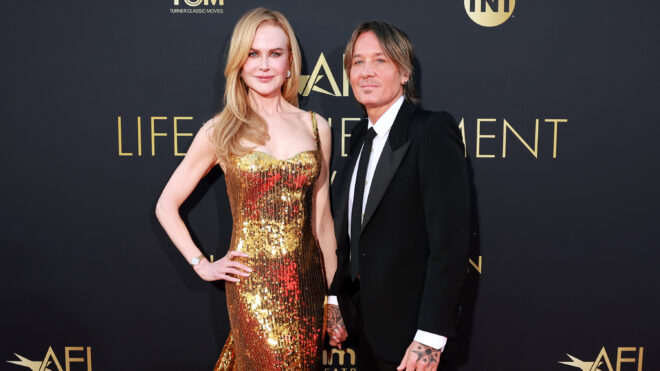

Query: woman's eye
[376,58,385,63]
[248,52,257,57]
[271,52,281,57]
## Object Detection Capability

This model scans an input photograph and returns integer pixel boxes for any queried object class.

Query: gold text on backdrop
[460,118,568,158]
[117,116,194,157]
[116,116,567,159]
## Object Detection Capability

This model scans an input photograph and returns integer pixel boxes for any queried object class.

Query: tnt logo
[464,0,515,27]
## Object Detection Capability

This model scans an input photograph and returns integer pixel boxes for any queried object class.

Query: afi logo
[7,346,92,371]
[299,53,350,97]
[559,347,644,371]
[464,0,516,27]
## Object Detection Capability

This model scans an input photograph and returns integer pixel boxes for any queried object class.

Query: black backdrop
[2,1,659,370]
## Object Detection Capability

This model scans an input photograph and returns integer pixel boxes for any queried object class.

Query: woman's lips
[256,76,274,82]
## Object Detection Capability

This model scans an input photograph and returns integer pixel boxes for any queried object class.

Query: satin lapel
[333,120,367,245]
[361,100,416,232]
[361,141,410,231]
[333,154,358,244]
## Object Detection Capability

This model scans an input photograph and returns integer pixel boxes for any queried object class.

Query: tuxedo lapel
[361,141,410,231]
[361,101,416,232]
[333,119,367,245]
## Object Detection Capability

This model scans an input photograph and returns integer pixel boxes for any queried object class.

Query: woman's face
[241,23,290,99]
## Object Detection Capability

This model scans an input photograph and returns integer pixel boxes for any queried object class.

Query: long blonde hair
[211,8,301,164]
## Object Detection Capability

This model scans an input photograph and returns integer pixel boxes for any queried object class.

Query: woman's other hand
[194,251,252,282]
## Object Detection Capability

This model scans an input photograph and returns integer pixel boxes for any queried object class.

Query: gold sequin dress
[215,112,326,371]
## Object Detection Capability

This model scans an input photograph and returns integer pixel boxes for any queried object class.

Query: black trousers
[355,284,400,371]
[349,280,455,371]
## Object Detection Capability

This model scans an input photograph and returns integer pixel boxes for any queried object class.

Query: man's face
[349,31,408,113]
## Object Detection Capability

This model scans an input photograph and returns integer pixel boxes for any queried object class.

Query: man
[327,21,471,371]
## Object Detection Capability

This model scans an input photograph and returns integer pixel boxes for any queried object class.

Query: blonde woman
[155,8,336,370]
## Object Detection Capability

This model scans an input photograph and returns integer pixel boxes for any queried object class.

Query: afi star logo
[7,346,92,371]
[299,53,349,97]
[559,347,644,371]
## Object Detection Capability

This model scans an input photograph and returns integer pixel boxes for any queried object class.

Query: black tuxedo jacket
[329,100,471,361]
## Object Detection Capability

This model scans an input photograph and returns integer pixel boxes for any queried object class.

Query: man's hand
[326,304,348,348]
[397,340,442,371]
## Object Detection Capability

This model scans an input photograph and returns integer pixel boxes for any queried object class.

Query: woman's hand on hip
[193,251,252,282]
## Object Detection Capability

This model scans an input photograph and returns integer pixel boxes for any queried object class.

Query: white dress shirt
[328,96,447,351]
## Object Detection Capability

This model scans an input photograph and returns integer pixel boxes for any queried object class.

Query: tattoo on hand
[327,305,345,331]
[412,343,440,366]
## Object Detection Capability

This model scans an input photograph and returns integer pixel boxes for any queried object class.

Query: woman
[155,8,336,370]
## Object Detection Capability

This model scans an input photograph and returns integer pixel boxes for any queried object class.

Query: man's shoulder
[409,107,459,138]
[412,107,456,123]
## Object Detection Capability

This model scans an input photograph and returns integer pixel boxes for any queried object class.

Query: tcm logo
[7,346,92,371]
[171,0,223,14]
[323,348,356,371]
[173,0,223,6]
[559,346,644,371]
[464,0,516,27]
[299,53,350,97]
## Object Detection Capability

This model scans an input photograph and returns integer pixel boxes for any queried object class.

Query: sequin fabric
[215,112,326,371]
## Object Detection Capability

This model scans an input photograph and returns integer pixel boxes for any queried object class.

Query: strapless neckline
[248,149,318,162]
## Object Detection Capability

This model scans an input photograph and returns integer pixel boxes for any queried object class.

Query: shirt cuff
[414,330,447,351]
[327,295,339,305]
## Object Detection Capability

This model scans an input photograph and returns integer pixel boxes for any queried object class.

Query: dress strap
[310,111,320,150]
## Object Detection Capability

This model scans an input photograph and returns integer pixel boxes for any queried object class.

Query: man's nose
[360,62,375,77]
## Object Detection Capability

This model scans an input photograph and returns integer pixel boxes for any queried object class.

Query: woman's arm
[311,114,338,288]
[155,121,251,282]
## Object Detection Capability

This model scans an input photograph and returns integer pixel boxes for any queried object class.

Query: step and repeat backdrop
[2,1,659,370]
